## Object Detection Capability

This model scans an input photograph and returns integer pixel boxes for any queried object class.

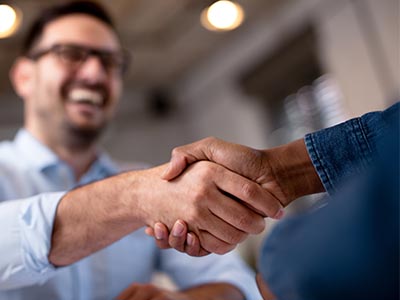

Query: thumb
[161,138,214,180]
[161,154,189,180]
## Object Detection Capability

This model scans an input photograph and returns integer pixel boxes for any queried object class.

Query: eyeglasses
[27,43,131,75]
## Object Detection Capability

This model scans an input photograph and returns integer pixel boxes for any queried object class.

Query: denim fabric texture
[259,102,399,300]
[305,102,399,194]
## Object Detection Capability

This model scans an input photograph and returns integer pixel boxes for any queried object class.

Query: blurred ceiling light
[201,1,245,32]
[0,4,22,39]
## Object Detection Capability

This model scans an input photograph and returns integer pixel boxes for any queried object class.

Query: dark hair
[22,1,116,55]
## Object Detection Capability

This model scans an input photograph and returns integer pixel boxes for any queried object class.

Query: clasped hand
[145,137,288,256]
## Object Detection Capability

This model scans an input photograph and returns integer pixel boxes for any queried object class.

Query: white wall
[316,0,398,117]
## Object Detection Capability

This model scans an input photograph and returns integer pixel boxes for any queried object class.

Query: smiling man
[0,1,266,299]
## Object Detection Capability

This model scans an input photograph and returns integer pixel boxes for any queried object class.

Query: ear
[9,57,35,100]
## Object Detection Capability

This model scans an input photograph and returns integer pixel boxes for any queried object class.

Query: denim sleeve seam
[305,134,334,193]
[352,118,374,167]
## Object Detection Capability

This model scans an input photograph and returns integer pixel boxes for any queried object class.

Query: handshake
[49,136,324,266]
[142,137,324,257]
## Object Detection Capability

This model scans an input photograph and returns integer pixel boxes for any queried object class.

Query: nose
[76,55,108,82]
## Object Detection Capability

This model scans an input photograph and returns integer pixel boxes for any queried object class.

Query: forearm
[182,283,245,300]
[263,138,325,205]
[49,170,148,266]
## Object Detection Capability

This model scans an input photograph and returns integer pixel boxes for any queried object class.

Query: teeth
[68,89,103,106]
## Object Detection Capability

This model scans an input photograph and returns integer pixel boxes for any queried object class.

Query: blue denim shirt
[305,102,398,194]
[259,102,399,300]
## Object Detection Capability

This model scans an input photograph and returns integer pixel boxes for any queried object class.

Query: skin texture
[146,137,324,254]
[10,14,266,300]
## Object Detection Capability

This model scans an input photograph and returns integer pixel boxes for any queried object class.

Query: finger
[185,232,210,256]
[161,155,188,181]
[162,138,214,180]
[214,165,283,221]
[192,198,249,246]
[168,220,188,252]
[197,229,237,255]
[153,223,171,249]
[144,227,154,237]
[208,187,266,235]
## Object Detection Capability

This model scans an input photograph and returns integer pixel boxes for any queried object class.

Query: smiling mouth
[67,88,105,107]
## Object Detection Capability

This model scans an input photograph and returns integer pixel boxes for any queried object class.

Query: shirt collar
[14,129,60,171]
[14,129,119,177]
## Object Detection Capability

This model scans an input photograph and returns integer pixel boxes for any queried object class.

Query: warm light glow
[0,4,21,39]
[201,1,245,32]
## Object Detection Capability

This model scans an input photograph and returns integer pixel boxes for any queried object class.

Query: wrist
[264,139,325,204]
[117,170,150,228]
[120,164,170,228]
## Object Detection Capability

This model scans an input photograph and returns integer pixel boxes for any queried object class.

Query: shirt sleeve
[304,102,399,194]
[0,192,65,290]
[158,249,262,300]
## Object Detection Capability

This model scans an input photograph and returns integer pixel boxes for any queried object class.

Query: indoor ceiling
[0,0,286,93]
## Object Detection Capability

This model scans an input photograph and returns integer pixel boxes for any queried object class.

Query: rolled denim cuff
[304,118,373,195]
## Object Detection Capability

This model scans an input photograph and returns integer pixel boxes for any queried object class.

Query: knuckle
[241,182,258,199]
[235,214,253,231]
[226,231,247,245]
[171,146,183,157]
[170,238,185,252]
[193,184,210,201]
[186,209,202,226]
[197,161,214,174]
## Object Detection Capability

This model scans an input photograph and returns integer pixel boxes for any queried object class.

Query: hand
[145,220,205,256]
[116,283,189,300]
[162,137,285,218]
[163,137,324,211]
[138,161,269,254]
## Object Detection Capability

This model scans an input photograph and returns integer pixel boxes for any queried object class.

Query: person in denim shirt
[257,104,399,299]
[153,102,399,299]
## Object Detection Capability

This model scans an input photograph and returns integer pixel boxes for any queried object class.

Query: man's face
[24,14,123,141]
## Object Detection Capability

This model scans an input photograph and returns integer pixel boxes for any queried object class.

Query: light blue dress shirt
[0,129,261,300]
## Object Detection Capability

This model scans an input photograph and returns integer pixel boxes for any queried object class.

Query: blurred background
[0,0,398,272]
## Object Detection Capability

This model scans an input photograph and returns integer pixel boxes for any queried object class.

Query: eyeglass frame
[26,43,131,76]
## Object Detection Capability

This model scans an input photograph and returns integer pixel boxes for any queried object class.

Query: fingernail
[154,223,163,240]
[187,233,194,246]
[273,208,285,220]
[172,221,184,237]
